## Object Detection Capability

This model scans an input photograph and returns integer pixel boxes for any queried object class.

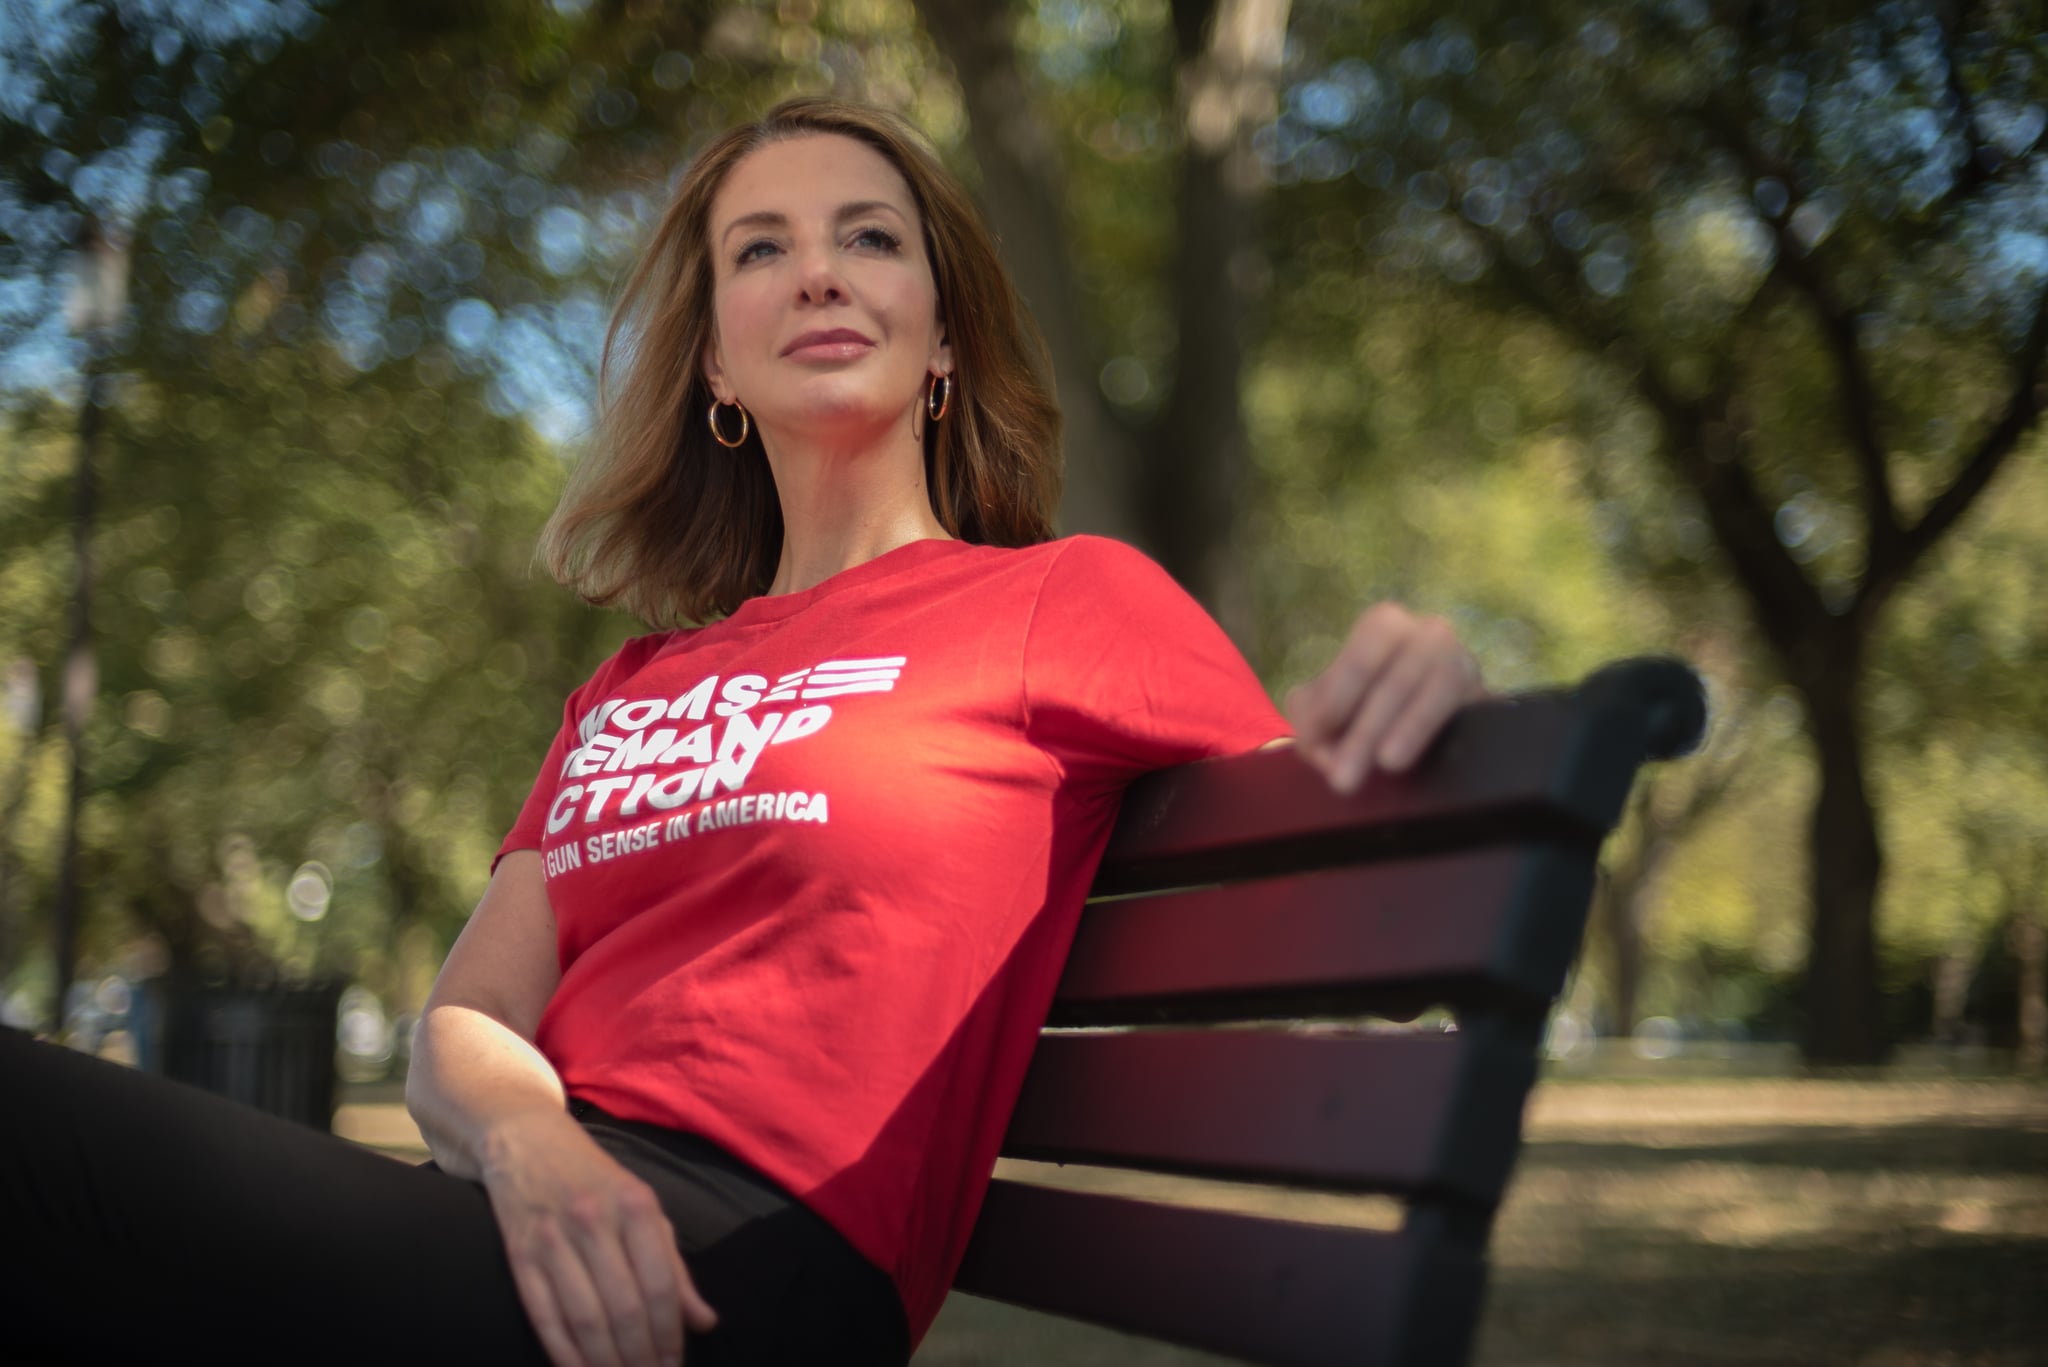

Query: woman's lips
[781,328,875,360]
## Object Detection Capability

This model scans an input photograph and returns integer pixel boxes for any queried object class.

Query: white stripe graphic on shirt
[763,657,905,702]
[799,680,896,698]
[817,656,906,670]
[806,665,898,679]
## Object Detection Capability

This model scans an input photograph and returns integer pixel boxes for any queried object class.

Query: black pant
[0,1025,908,1365]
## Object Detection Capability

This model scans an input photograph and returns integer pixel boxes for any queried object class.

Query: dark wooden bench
[953,656,1708,1366]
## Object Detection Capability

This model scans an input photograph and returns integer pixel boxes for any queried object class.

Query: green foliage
[0,333,632,1011]
[1240,0,2048,1038]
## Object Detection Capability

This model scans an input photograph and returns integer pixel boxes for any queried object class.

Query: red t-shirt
[495,534,1289,1343]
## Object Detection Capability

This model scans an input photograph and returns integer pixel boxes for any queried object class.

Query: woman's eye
[850,226,901,253]
[735,239,778,266]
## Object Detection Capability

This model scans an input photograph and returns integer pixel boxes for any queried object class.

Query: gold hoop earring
[708,398,749,448]
[926,372,952,422]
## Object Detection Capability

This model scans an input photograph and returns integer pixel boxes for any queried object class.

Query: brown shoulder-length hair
[540,97,1064,625]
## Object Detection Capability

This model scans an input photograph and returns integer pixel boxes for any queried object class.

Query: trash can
[140,979,346,1132]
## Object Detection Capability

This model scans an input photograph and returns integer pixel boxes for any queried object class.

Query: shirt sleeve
[1021,536,1291,787]
[492,633,662,873]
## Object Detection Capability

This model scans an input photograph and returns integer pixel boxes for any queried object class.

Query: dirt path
[914,1078,2048,1366]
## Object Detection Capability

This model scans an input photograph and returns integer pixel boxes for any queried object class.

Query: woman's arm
[406,850,569,1179]
[1283,602,1486,792]
[407,851,716,1367]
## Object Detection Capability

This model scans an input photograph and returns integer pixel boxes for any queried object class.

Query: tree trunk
[1591,788,1657,1037]
[51,354,106,1033]
[914,0,1141,543]
[1930,944,1973,1046]
[1603,876,1643,1037]
[919,0,1290,635]
[1670,411,1892,1066]
[2012,911,2045,1075]
[1797,661,1887,1064]
[1141,0,1289,637]
[0,659,41,985]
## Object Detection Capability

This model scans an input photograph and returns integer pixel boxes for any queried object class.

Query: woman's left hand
[1283,602,1487,794]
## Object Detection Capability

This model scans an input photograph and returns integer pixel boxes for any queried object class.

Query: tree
[1271,0,2048,1061]
[0,0,670,1011]
[918,0,1291,634]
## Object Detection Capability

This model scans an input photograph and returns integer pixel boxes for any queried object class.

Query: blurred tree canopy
[1252,0,2047,1062]
[1,0,2042,1068]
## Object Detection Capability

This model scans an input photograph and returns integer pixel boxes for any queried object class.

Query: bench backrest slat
[954,1179,1488,1367]
[1001,1024,1539,1203]
[1094,688,1637,894]
[1051,842,1595,1026]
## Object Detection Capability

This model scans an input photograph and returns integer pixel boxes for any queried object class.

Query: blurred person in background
[1,98,1481,1366]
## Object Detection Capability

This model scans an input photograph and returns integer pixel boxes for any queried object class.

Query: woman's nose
[793,244,847,304]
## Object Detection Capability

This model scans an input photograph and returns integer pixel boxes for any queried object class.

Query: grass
[909,1075,2048,1367]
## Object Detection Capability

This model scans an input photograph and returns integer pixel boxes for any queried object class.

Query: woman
[2,98,1480,1366]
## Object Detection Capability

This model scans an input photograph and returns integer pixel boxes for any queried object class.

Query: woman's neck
[759,421,951,597]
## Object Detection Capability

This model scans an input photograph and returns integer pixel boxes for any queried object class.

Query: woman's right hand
[478,1109,719,1367]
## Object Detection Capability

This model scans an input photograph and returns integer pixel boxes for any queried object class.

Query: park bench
[953,656,1708,1367]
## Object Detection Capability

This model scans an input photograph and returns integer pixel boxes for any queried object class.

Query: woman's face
[701,133,951,446]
